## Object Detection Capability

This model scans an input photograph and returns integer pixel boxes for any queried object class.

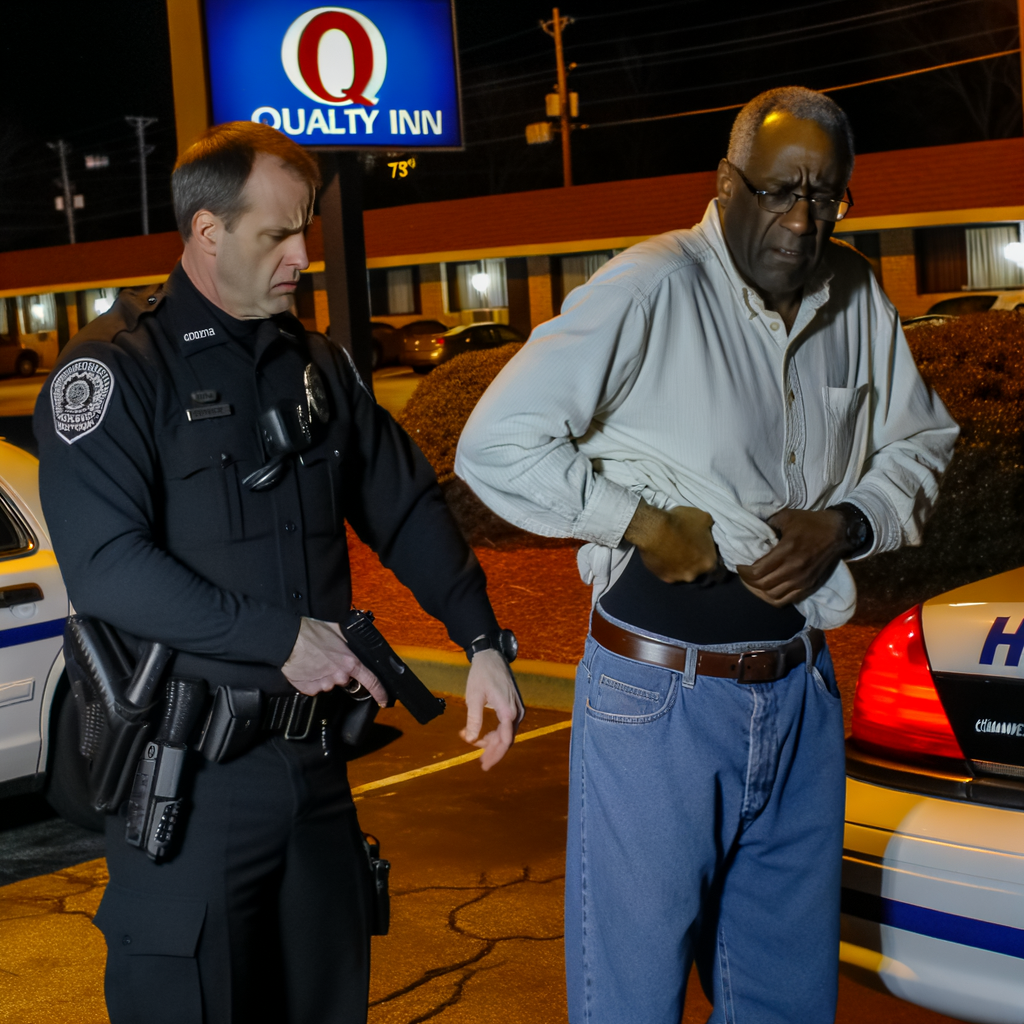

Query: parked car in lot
[0,332,40,378]
[396,319,449,369]
[401,322,525,373]
[842,566,1024,1023]
[370,320,402,369]
[926,293,1024,316]
[0,441,96,828]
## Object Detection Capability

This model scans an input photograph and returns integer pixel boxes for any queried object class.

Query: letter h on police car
[980,616,1024,668]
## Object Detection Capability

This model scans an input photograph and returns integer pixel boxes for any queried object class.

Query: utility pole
[1018,0,1024,133]
[541,8,574,187]
[126,116,158,234]
[48,140,76,244]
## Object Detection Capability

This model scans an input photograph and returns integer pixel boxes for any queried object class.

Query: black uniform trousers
[94,733,372,1024]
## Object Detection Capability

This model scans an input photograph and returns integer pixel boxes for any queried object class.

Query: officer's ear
[190,209,221,255]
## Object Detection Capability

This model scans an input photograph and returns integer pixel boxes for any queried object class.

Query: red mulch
[348,529,879,692]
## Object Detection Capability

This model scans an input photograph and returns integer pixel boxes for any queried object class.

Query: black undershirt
[600,550,806,645]
[186,281,264,350]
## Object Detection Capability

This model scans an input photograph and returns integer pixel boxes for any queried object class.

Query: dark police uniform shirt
[34,263,499,693]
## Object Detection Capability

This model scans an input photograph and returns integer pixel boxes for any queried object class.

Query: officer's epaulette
[61,284,166,359]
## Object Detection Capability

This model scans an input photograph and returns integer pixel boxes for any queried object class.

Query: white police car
[843,566,1024,1023]
[0,440,97,828]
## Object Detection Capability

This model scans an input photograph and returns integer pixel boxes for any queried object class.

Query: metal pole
[126,116,158,235]
[48,140,75,244]
[1018,0,1024,134]
[552,8,572,187]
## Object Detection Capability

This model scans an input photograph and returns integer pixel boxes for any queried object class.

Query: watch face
[499,629,518,663]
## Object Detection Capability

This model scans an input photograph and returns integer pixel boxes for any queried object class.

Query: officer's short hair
[172,122,322,240]
[727,87,854,179]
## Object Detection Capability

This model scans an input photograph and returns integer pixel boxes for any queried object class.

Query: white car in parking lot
[843,566,1024,1023]
[0,440,96,828]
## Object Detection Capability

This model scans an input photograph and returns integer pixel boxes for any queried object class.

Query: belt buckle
[284,693,317,740]
[736,648,783,683]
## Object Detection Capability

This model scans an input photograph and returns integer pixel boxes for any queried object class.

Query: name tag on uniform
[186,404,233,422]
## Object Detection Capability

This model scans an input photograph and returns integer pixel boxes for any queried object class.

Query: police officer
[34,122,523,1024]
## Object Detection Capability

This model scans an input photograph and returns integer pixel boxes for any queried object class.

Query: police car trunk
[842,566,1024,1024]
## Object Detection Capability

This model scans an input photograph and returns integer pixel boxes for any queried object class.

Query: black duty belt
[263,691,324,740]
[591,607,824,683]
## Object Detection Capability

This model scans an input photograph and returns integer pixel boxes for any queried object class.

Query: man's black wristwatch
[466,629,518,664]
[832,502,873,558]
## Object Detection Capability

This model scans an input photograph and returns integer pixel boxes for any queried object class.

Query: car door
[0,485,68,784]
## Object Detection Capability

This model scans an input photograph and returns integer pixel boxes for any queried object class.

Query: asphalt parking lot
[0,695,965,1024]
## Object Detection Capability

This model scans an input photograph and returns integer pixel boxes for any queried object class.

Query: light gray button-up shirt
[455,201,958,629]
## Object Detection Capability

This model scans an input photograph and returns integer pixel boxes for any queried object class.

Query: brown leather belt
[591,607,824,683]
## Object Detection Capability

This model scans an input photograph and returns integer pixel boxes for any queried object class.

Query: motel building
[1,136,1022,366]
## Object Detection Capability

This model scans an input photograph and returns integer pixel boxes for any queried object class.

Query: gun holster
[64,617,162,813]
[363,833,391,935]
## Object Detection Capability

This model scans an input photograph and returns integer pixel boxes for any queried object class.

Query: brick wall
[527,255,555,327]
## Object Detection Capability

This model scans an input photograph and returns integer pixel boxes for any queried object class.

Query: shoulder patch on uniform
[50,358,115,445]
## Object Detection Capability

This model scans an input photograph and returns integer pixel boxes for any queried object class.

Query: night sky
[0,0,1019,251]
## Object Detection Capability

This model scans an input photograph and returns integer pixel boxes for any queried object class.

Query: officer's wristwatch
[466,629,518,664]
[832,502,873,558]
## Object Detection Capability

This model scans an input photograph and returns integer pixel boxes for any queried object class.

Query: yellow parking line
[351,719,573,796]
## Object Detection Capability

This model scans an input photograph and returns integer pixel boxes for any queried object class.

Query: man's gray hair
[727,87,855,174]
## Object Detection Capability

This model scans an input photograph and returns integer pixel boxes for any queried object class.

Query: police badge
[304,363,329,425]
[51,359,115,445]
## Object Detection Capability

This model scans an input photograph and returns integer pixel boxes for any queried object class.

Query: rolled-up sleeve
[455,282,647,546]
[843,288,959,555]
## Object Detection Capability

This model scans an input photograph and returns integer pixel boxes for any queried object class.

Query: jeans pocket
[585,649,677,723]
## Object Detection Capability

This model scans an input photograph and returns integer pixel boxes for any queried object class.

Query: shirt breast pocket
[821,384,868,487]
[161,431,246,545]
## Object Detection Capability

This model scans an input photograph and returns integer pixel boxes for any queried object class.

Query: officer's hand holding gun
[282,617,389,705]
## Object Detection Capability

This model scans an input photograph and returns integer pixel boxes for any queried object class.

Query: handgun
[340,609,445,725]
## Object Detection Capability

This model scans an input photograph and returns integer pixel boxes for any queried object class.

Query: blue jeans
[565,611,846,1024]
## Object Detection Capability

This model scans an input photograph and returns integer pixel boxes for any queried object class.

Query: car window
[495,327,522,343]
[0,490,34,559]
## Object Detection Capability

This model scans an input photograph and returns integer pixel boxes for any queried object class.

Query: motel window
[966,225,1024,290]
[16,293,57,334]
[0,299,9,336]
[446,260,508,312]
[80,288,119,325]
[368,267,420,317]
[561,251,606,307]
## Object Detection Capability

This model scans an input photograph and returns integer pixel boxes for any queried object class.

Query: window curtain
[561,252,611,298]
[966,225,1024,290]
[17,293,57,333]
[455,259,508,310]
[386,267,415,314]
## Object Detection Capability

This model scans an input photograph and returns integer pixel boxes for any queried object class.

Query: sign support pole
[320,154,374,390]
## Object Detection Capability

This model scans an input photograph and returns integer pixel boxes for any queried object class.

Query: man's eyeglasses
[727,161,853,223]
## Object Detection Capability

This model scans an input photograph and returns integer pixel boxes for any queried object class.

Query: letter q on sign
[281,7,388,108]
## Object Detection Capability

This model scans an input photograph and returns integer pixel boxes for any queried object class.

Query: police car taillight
[851,605,964,762]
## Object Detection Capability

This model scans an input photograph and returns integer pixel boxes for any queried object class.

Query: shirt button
[292,591,303,601]
[789,451,796,464]
[284,521,296,533]
[770,322,780,331]
[122,935,132,946]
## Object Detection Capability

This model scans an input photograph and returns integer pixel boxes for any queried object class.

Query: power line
[584,46,1022,130]
[461,0,993,95]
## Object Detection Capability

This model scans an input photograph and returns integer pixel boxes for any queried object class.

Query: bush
[850,312,1024,621]
[400,345,533,544]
